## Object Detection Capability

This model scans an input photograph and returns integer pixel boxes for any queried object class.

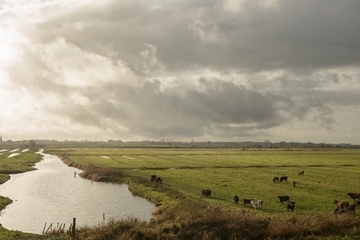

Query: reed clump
[79,164,123,182]
[58,155,123,181]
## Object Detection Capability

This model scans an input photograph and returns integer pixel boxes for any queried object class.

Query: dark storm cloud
[27,0,360,74]
[45,77,299,139]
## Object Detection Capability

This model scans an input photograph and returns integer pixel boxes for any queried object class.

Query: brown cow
[298,170,304,176]
[347,192,360,201]
[334,200,358,215]
[333,199,350,210]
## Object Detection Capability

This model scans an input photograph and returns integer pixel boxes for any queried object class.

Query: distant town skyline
[1,1,360,145]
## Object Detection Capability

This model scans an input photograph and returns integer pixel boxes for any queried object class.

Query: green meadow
[47,147,360,216]
[2,146,360,239]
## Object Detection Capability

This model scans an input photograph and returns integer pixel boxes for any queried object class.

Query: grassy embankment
[44,146,360,239]
[0,147,65,239]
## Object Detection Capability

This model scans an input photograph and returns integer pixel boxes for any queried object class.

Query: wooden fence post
[72,218,76,238]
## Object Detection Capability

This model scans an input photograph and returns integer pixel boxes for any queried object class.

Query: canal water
[0,150,156,234]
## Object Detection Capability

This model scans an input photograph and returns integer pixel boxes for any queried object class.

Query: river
[0,150,156,234]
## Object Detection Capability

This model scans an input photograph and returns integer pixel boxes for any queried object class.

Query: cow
[333,199,350,210]
[234,195,239,204]
[255,200,263,208]
[286,200,296,212]
[334,200,358,215]
[298,170,305,176]
[292,181,296,188]
[279,176,288,182]
[202,189,212,198]
[278,194,291,204]
[155,176,163,183]
[151,175,157,181]
[250,200,257,210]
[243,198,253,206]
[347,192,360,201]
[273,176,279,183]
[151,175,162,183]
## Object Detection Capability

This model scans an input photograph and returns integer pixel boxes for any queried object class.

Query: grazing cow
[278,194,291,204]
[256,200,263,208]
[279,176,288,182]
[347,192,360,201]
[155,176,163,183]
[298,170,305,176]
[286,200,296,212]
[250,200,257,210]
[243,198,252,206]
[273,176,279,183]
[151,175,157,181]
[202,189,212,198]
[333,199,350,210]
[234,195,239,204]
[334,201,358,215]
[292,181,296,188]
[151,175,162,183]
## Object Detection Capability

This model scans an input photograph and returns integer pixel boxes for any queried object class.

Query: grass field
[46,147,360,216]
[0,146,359,239]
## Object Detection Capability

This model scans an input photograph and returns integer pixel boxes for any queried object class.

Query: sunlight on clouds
[0,27,22,65]
[40,37,138,87]
[0,81,38,133]
[223,0,281,14]
[188,19,226,44]
[223,0,247,14]
[136,43,165,75]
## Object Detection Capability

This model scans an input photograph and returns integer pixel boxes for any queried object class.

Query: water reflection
[0,151,155,234]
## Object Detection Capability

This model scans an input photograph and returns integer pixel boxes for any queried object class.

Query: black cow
[278,195,290,204]
[151,175,162,183]
[155,176,162,183]
[202,189,212,198]
[234,195,239,204]
[286,200,296,211]
[292,181,296,188]
[279,176,288,182]
[243,198,252,206]
[273,176,279,183]
[151,175,157,181]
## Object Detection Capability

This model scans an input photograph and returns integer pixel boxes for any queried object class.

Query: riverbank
[0,148,69,239]
[0,148,43,212]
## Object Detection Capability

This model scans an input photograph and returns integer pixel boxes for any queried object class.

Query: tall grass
[69,204,360,239]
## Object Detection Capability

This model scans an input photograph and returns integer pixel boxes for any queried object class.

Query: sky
[0,0,360,144]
